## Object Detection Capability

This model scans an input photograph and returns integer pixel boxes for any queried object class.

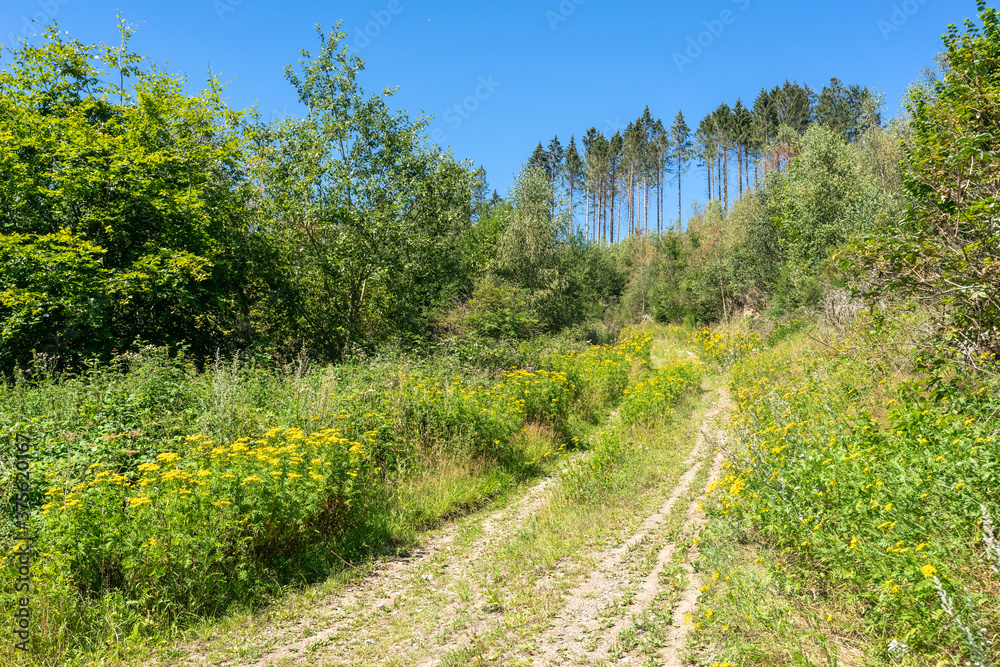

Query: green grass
[688,313,1000,666]
[123,329,706,666]
[0,326,699,665]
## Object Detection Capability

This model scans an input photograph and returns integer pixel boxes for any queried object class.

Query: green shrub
[712,326,1000,659]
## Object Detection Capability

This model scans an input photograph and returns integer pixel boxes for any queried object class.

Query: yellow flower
[137,463,161,473]
[127,496,152,509]
[922,564,937,578]
[156,452,180,464]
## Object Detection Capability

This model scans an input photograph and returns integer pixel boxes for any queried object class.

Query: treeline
[624,0,997,364]
[3,1,998,376]
[0,24,487,372]
[523,77,880,243]
[511,0,999,364]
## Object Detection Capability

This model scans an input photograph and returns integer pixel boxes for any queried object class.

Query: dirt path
[240,475,564,667]
[157,375,730,667]
[659,446,726,666]
[528,391,730,666]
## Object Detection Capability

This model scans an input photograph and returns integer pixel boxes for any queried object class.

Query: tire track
[659,445,726,666]
[528,392,728,666]
[241,473,565,666]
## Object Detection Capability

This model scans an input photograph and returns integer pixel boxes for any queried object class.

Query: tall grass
[693,316,1000,663]
[0,328,662,664]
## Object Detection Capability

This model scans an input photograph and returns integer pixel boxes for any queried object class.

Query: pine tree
[529,141,548,176]
[652,118,668,233]
[669,110,692,230]
[546,135,564,217]
[564,135,584,233]
[471,166,489,222]
[732,99,752,198]
[772,80,814,134]
[640,106,654,235]
[713,103,733,215]
[815,77,851,139]
[609,131,622,243]
[623,121,642,237]
[753,88,778,177]
[584,129,610,244]
[547,135,564,182]
[816,78,881,143]
[696,115,717,202]
[582,128,598,241]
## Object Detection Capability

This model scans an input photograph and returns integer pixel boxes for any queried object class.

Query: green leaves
[0,229,109,368]
[845,4,1000,361]
[248,23,475,359]
[0,24,255,370]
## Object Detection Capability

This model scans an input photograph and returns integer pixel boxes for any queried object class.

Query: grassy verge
[437,389,712,666]
[688,313,1000,666]
[0,326,688,665]
[134,326,707,666]
[428,330,708,666]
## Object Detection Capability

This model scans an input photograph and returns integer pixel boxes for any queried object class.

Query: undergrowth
[690,313,1000,665]
[0,326,703,665]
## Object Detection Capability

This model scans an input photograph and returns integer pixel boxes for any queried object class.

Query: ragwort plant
[560,348,702,501]
[0,327,662,662]
[702,326,1000,662]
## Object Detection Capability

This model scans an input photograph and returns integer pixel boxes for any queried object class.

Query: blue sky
[0,0,975,219]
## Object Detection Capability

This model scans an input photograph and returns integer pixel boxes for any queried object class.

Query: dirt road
[156,384,728,667]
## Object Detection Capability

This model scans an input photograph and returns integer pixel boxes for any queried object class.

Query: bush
[846,4,1000,363]
[463,281,542,341]
[710,322,1000,660]
[0,327,661,660]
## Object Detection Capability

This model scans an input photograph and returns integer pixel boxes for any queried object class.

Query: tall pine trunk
[716,156,722,206]
[707,159,713,201]
[722,145,729,215]
[737,146,743,200]
[644,177,649,236]
[678,155,683,231]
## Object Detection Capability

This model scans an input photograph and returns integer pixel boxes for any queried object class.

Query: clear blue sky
[1,0,975,219]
